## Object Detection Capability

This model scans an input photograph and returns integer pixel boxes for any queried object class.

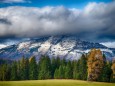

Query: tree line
[0,49,115,82]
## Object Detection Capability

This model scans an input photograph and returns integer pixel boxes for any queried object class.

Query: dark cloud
[0,18,11,25]
[0,1,115,42]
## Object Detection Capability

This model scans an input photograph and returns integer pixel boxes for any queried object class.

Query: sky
[0,0,113,8]
[0,0,115,45]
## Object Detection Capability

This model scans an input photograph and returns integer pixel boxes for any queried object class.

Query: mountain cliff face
[0,36,115,60]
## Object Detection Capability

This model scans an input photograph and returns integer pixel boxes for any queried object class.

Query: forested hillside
[0,49,115,82]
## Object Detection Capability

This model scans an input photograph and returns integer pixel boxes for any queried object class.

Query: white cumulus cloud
[0,1,115,42]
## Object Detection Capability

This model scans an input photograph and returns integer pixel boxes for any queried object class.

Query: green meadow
[0,80,114,86]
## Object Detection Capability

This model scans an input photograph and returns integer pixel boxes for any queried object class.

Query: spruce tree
[79,54,87,80]
[11,61,18,81]
[73,60,81,79]
[29,56,38,80]
[65,61,73,79]
[58,65,65,79]
[54,68,59,79]
[20,57,26,80]
[38,56,51,79]
[51,57,57,78]
[111,59,115,82]
[25,58,29,80]
[0,64,11,81]
[98,61,112,82]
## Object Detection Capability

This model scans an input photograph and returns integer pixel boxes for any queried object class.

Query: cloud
[0,18,11,25]
[0,1,115,42]
[0,0,30,3]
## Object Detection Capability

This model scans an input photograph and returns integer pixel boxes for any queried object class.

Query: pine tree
[38,56,51,79]
[11,61,18,80]
[24,58,29,80]
[58,65,65,79]
[98,61,112,82]
[54,68,59,79]
[19,57,29,80]
[73,60,77,79]
[17,60,21,80]
[73,60,81,79]
[20,57,26,80]
[79,54,87,80]
[65,61,73,79]
[0,64,11,81]
[51,57,57,78]
[60,58,67,66]
[29,56,38,80]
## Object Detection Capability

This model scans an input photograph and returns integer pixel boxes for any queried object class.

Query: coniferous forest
[0,49,115,83]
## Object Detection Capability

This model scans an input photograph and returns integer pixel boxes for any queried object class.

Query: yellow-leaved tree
[87,49,104,81]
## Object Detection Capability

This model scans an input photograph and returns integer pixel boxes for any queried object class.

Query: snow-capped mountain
[0,44,8,49]
[0,36,115,60]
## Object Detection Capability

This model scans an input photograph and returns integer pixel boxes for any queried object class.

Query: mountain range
[0,35,115,61]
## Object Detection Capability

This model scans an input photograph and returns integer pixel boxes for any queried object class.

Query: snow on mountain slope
[0,36,115,60]
[38,41,51,55]
[0,44,8,49]
[18,42,31,50]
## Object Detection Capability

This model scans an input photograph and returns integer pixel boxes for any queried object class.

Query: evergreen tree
[58,65,65,79]
[74,54,88,80]
[17,57,29,80]
[73,60,77,79]
[51,57,57,78]
[20,57,26,80]
[98,61,112,82]
[11,61,18,80]
[19,57,29,80]
[111,59,115,82]
[17,60,21,80]
[29,56,38,80]
[25,58,29,80]
[65,61,73,79]
[54,68,59,79]
[38,56,51,79]
[73,60,81,80]
[60,58,67,66]
[0,64,11,81]
[79,54,87,80]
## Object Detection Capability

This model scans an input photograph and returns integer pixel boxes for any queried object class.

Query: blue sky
[0,0,113,8]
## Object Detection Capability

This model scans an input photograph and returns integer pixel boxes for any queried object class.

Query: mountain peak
[0,36,114,61]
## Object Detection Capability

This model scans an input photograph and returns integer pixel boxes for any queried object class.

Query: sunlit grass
[0,79,114,86]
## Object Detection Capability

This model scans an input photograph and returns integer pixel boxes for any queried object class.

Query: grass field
[0,79,114,86]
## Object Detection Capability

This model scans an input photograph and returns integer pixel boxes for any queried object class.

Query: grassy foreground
[0,79,114,86]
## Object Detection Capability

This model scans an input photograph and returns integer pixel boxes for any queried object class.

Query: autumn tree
[87,49,104,81]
